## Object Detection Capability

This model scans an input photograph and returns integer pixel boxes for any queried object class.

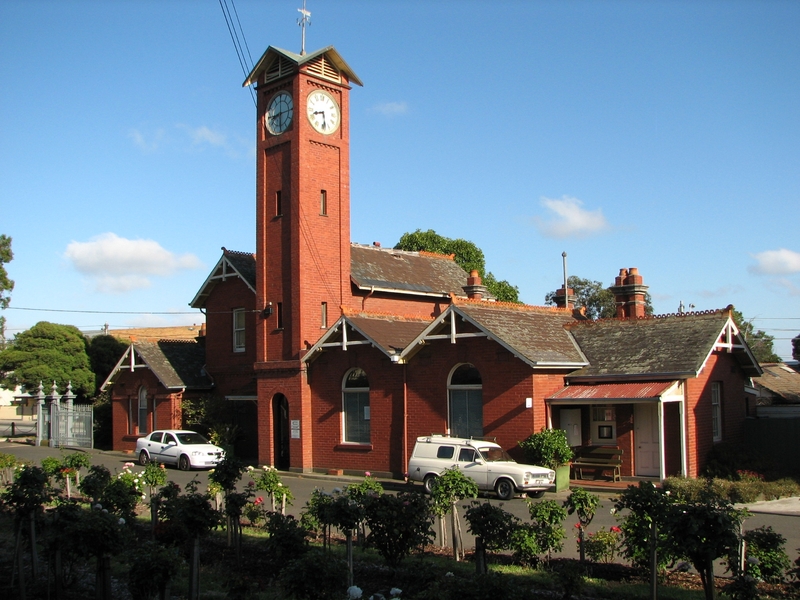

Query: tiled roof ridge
[341,306,434,322]
[133,338,198,346]
[452,296,574,314]
[350,243,456,262]
[566,305,734,328]
[221,247,256,258]
[418,250,456,261]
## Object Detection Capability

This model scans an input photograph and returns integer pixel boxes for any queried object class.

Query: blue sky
[1,0,798,360]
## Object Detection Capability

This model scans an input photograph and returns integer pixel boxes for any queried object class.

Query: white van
[407,435,555,500]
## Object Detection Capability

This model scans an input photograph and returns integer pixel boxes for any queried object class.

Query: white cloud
[534,196,610,238]
[370,101,408,116]
[749,248,800,275]
[129,128,165,152]
[64,233,203,293]
[179,124,227,147]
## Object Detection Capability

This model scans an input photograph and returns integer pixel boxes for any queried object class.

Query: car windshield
[176,433,209,445]
[478,447,515,462]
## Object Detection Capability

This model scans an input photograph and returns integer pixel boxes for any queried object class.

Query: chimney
[196,323,207,346]
[552,286,576,309]
[609,267,649,318]
[462,270,488,301]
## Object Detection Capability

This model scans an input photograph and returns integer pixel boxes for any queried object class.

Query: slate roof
[565,308,759,380]
[450,302,587,367]
[189,249,256,309]
[350,244,470,297]
[752,363,800,403]
[104,340,212,391]
[347,314,431,355]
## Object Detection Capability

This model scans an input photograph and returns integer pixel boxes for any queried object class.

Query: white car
[408,435,555,500]
[136,430,225,471]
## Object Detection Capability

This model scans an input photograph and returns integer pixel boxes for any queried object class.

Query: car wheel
[178,455,191,471]
[138,450,149,466]
[495,478,515,501]
[527,490,546,499]
[423,474,438,495]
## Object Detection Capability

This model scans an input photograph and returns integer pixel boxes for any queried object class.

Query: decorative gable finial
[297,1,311,55]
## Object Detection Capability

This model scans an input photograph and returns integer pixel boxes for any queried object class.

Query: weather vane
[297,0,311,55]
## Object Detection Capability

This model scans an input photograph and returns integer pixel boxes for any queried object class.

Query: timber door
[634,403,660,477]
[273,394,290,470]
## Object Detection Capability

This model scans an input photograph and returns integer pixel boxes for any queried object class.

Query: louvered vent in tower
[264,56,294,83]
[305,55,341,83]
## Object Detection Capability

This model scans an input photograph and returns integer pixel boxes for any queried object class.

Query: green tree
[0,321,94,397]
[793,334,799,361]
[0,234,13,347]
[732,309,781,363]
[395,229,520,303]
[87,334,128,392]
[545,275,653,319]
[733,309,781,363]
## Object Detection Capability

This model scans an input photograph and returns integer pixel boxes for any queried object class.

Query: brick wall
[110,368,189,452]
[305,334,572,477]
[685,351,749,477]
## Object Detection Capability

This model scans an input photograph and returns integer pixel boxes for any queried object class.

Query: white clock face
[266,92,293,135]
[306,90,340,134]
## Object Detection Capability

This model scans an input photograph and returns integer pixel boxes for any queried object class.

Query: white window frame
[138,386,149,435]
[233,308,246,352]
[342,368,370,444]
[447,363,483,439]
[711,382,722,442]
[591,405,617,445]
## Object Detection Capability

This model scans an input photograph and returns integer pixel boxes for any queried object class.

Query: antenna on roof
[297,0,311,55]
[561,251,568,290]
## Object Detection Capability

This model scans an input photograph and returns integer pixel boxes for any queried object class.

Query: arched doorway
[448,363,483,438]
[272,394,290,469]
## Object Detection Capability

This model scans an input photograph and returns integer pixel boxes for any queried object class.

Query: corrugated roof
[350,244,469,297]
[752,363,800,403]
[453,302,587,367]
[549,381,677,401]
[566,309,750,379]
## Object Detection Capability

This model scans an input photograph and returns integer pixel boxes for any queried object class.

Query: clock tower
[243,46,362,470]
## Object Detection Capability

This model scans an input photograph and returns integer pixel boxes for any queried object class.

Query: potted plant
[519,427,574,492]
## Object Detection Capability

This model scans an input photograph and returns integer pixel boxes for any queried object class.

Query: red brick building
[106,44,761,480]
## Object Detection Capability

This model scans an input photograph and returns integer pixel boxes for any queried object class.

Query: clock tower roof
[243,45,363,88]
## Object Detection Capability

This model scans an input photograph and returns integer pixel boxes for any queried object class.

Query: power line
[219,0,256,107]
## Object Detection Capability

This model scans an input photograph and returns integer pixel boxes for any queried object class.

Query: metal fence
[48,402,93,448]
[30,382,94,449]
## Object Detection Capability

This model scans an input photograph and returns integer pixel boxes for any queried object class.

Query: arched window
[342,368,370,444]
[138,386,149,435]
[448,364,482,439]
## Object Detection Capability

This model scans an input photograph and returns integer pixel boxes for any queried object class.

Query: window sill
[335,443,373,452]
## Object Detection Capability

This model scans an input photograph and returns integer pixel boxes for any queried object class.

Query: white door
[634,403,660,477]
[560,409,582,447]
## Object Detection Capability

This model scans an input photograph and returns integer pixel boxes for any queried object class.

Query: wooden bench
[571,447,623,482]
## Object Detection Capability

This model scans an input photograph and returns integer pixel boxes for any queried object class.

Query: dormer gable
[190,248,256,309]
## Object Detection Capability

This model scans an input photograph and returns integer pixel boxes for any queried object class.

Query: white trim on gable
[190,253,256,309]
